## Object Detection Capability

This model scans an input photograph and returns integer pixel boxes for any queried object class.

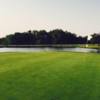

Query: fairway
[0,52,100,100]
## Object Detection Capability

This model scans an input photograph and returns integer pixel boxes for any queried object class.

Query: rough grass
[0,52,100,100]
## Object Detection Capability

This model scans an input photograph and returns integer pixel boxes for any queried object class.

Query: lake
[0,47,98,53]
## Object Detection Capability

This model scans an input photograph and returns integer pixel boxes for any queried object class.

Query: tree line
[0,29,99,45]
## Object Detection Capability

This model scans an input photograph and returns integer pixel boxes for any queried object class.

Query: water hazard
[0,47,98,53]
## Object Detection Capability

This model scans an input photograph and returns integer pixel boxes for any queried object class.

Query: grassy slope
[0,52,100,100]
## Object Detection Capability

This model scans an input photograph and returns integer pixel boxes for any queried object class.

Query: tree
[35,30,52,44]
[65,31,77,44]
[49,29,67,44]
[77,36,88,44]
[0,29,89,45]
[90,33,100,44]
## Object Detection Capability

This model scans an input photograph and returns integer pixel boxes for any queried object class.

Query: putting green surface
[0,52,100,100]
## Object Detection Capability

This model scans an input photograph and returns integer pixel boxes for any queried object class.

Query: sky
[0,0,100,37]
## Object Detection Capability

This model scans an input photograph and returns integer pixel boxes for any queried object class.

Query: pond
[0,47,98,53]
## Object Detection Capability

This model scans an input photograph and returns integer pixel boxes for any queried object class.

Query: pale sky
[0,0,100,37]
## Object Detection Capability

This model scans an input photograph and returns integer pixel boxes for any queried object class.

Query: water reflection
[0,47,98,53]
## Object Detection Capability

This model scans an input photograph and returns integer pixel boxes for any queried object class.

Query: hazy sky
[0,0,100,37]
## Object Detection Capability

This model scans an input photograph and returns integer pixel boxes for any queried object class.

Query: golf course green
[0,52,100,100]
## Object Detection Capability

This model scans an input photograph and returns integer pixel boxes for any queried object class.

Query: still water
[0,47,98,53]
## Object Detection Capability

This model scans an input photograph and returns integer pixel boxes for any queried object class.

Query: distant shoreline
[0,44,77,48]
[0,44,99,49]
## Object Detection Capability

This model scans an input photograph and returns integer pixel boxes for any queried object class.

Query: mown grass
[0,52,100,100]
